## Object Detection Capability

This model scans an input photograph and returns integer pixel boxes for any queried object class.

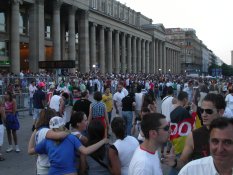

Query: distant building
[165,28,203,74]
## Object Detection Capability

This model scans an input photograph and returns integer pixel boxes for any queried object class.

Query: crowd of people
[0,71,233,175]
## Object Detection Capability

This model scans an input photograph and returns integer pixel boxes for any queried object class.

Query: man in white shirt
[113,83,127,117]
[161,86,174,122]
[179,117,233,175]
[129,113,170,175]
[29,81,37,116]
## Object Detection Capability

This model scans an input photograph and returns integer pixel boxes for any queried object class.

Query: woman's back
[86,144,110,175]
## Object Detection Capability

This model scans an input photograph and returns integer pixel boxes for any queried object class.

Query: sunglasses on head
[200,108,214,115]
[157,125,170,131]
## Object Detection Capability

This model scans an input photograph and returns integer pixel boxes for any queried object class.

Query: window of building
[101,2,105,12]
[0,41,8,56]
[19,11,28,35]
[92,0,97,9]
[75,33,78,43]
[0,12,6,32]
[45,19,51,39]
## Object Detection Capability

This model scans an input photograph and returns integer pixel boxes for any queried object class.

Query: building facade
[166,28,203,74]
[0,0,180,74]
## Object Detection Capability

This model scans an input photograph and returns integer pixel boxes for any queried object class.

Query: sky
[118,0,233,65]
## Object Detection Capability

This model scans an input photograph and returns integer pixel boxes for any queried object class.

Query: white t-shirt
[49,95,61,112]
[225,94,233,110]
[135,92,144,111]
[128,146,162,175]
[35,128,50,169]
[179,156,225,175]
[113,91,125,115]
[29,84,37,98]
[161,96,174,122]
[113,136,139,175]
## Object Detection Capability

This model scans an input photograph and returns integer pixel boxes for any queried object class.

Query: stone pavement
[0,97,171,175]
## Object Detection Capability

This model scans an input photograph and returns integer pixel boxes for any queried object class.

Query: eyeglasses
[200,108,214,115]
[157,125,170,131]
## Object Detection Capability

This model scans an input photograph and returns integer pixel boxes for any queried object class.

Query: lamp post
[92,64,96,73]
[159,68,162,75]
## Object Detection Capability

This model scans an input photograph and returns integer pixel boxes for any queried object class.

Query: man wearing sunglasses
[179,117,233,175]
[129,113,170,175]
[164,93,226,172]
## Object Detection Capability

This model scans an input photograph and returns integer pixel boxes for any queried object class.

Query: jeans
[122,111,133,136]
[107,111,112,123]
[29,97,33,115]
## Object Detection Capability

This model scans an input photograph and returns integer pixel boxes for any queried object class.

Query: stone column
[68,6,76,62]
[78,10,90,73]
[146,41,150,74]
[150,39,155,73]
[137,38,141,73]
[132,36,136,73]
[99,26,105,74]
[61,16,66,60]
[141,40,146,73]
[11,0,21,73]
[90,23,97,67]
[114,30,120,73]
[107,28,113,73]
[127,34,132,73]
[52,0,62,61]
[29,0,45,73]
[121,33,126,73]
[159,41,163,73]
[163,43,167,73]
[155,39,159,74]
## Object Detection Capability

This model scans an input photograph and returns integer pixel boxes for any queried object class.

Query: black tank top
[191,126,210,160]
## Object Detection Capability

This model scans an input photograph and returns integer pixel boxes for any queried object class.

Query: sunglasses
[200,108,214,115]
[157,125,170,131]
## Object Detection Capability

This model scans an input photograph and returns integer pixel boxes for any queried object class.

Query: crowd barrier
[0,93,29,112]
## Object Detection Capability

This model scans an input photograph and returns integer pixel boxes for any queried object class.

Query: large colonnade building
[0,0,180,74]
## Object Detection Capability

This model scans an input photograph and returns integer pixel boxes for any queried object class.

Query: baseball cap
[49,116,65,129]
[38,82,46,88]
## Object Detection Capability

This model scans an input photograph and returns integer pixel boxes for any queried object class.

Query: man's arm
[164,132,194,170]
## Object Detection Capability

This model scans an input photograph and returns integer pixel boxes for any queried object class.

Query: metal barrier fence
[0,93,29,112]
[0,75,79,95]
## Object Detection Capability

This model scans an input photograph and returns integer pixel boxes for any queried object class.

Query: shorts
[33,108,42,120]
[6,113,20,130]
[0,124,4,146]
[37,164,49,175]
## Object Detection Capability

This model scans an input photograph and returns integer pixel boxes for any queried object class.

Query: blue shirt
[91,101,106,118]
[35,134,82,175]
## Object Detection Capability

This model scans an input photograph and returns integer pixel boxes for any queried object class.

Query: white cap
[49,116,65,129]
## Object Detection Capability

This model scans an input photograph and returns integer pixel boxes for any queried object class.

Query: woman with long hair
[70,111,88,145]
[4,91,20,152]
[80,120,110,175]
[142,93,157,113]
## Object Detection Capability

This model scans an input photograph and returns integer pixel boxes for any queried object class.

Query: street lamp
[92,64,96,73]
[159,68,162,75]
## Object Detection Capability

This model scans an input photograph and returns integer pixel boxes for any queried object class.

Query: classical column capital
[92,22,97,27]
[127,34,131,38]
[69,5,77,14]
[53,0,63,10]
[108,28,113,32]
[11,0,23,5]
[100,25,106,30]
